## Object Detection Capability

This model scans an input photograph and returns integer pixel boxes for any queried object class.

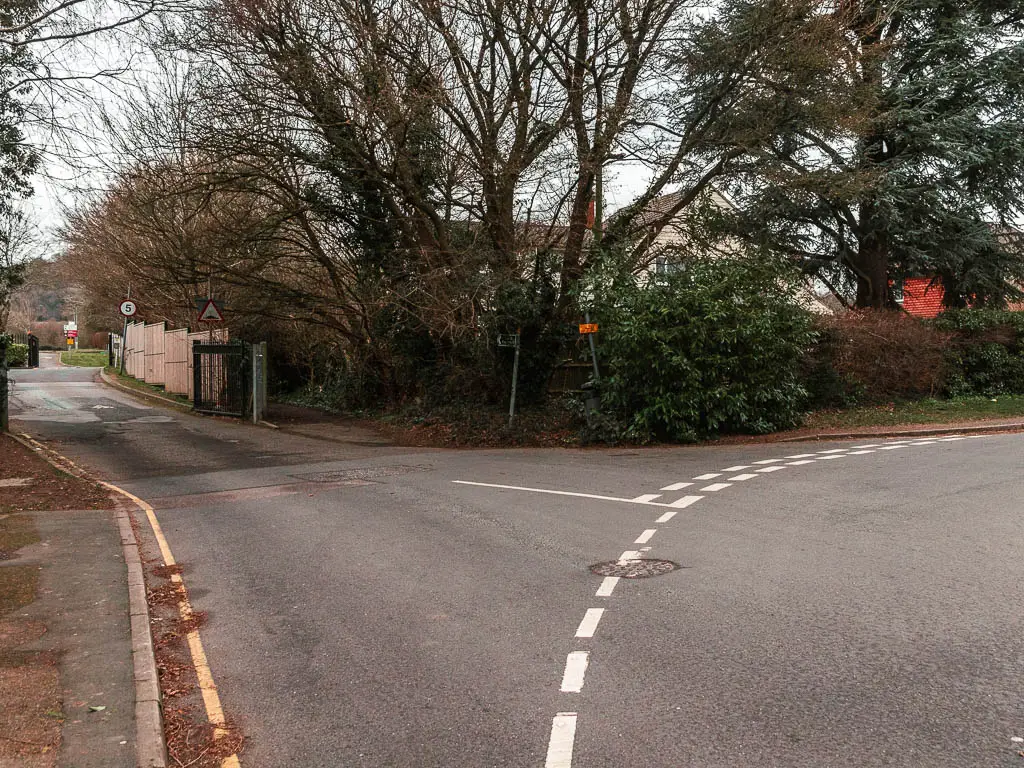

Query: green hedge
[934,309,1024,396]
[592,257,816,442]
[4,343,27,367]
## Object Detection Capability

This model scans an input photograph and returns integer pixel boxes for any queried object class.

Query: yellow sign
[578,323,599,334]
[66,338,74,345]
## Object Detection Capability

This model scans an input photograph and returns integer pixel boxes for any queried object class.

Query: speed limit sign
[119,299,137,317]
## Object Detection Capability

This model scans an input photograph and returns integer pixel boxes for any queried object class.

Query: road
[10,353,1024,767]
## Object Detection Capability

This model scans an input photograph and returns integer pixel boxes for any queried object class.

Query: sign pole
[584,312,600,382]
[508,329,521,429]
[119,284,131,375]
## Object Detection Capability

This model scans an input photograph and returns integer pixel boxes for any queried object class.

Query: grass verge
[102,367,192,406]
[802,395,1024,431]
[60,349,109,367]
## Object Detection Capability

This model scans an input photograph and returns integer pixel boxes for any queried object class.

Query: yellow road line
[17,433,240,767]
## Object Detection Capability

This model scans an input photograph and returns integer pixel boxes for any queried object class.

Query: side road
[0,432,161,767]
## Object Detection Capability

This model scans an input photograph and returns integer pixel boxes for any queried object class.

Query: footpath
[0,433,163,768]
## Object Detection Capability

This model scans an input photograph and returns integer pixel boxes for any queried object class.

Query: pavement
[9,352,1024,767]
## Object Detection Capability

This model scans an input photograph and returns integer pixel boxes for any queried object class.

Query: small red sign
[66,330,79,338]
[578,323,599,334]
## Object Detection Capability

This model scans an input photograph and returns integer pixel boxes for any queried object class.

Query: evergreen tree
[716,0,1024,308]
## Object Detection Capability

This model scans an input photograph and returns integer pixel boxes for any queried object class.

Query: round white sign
[119,299,137,317]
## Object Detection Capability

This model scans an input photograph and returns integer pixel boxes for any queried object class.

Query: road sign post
[118,289,134,374]
[497,332,521,428]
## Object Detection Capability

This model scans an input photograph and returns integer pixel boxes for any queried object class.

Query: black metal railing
[192,341,250,417]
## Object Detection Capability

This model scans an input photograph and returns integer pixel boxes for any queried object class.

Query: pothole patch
[290,465,428,483]
[590,559,681,578]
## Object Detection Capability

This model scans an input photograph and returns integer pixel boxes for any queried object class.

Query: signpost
[119,289,133,375]
[497,331,521,428]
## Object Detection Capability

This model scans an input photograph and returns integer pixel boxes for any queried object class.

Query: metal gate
[192,341,250,417]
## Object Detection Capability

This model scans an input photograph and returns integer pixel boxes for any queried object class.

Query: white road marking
[878,445,904,450]
[700,483,731,492]
[618,550,641,561]
[787,460,816,465]
[560,652,590,693]
[693,473,721,480]
[819,448,848,454]
[909,440,938,445]
[452,481,685,508]
[721,465,750,471]
[756,465,786,473]
[660,482,692,491]
[785,454,817,459]
[596,577,619,597]
[655,510,678,523]
[632,494,662,503]
[575,609,605,638]
[729,473,758,481]
[852,444,879,449]
[669,495,704,508]
[849,450,875,455]
[635,529,657,544]
[752,458,784,465]
[545,713,578,768]
[939,436,966,441]
[819,455,845,460]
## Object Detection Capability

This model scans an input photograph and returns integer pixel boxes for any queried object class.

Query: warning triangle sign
[198,299,224,322]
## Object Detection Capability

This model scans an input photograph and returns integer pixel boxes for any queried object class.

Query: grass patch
[103,367,192,406]
[803,395,1024,430]
[60,349,109,367]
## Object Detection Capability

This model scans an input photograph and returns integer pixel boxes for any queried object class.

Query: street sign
[119,299,137,317]
[198,298,224,322]
[66,338,74,346]
[497,333,520,348]
[66,330,78,339]
[579,323,599,334]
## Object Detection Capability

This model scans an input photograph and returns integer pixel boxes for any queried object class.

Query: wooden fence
[123,321,227,397]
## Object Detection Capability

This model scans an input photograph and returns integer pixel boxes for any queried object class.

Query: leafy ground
[0,435,116,767]
[60,349,109,367]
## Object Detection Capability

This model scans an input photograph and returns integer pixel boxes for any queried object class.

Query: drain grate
[590,558,680,579]
[290,465,427,483]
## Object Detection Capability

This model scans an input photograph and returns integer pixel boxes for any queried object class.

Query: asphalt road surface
[10,354,1024,767]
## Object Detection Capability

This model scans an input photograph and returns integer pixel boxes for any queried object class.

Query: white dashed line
[852,444,880,449]
[787,460,816,465]
[819,449,848,454]
[545,713,577,768]
[660,482,692,491]
[721,465,750,471]
[634,529,657,544]
[753,458,784,464]
[632,494,662,503]
[939,436,966,441]
[655,510,677,523]
[575,609,605,638]
[700,483,731,492]
[909,440,938,445]
[452,481,690,508]
[729,473,758,481]
[818,454,845,460]
[878,445,904,450]
[785,454,817,459]
[849,450,875,455]
[595,577,619,597]
[560,652,590,693]
[756,465,786,473]
[693,473,721,480]
[669,495,704,508]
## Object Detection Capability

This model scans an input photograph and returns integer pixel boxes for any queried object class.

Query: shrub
[5,342,28,367]
[818,311,950,402]
[934,309,1024,396]
[591,257,816,442]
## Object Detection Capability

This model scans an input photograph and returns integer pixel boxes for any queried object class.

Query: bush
[818,311,950,402]
[4,343,28,367]
[591,257,816,442]
[935,309,1024,396]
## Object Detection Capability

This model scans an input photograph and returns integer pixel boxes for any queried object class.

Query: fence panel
[126,322,145,378]
[144,322,166,384]
[164,329,190,395]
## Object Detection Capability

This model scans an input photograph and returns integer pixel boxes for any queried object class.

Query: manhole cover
[290,465,427,483]
[590,559,680,578]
